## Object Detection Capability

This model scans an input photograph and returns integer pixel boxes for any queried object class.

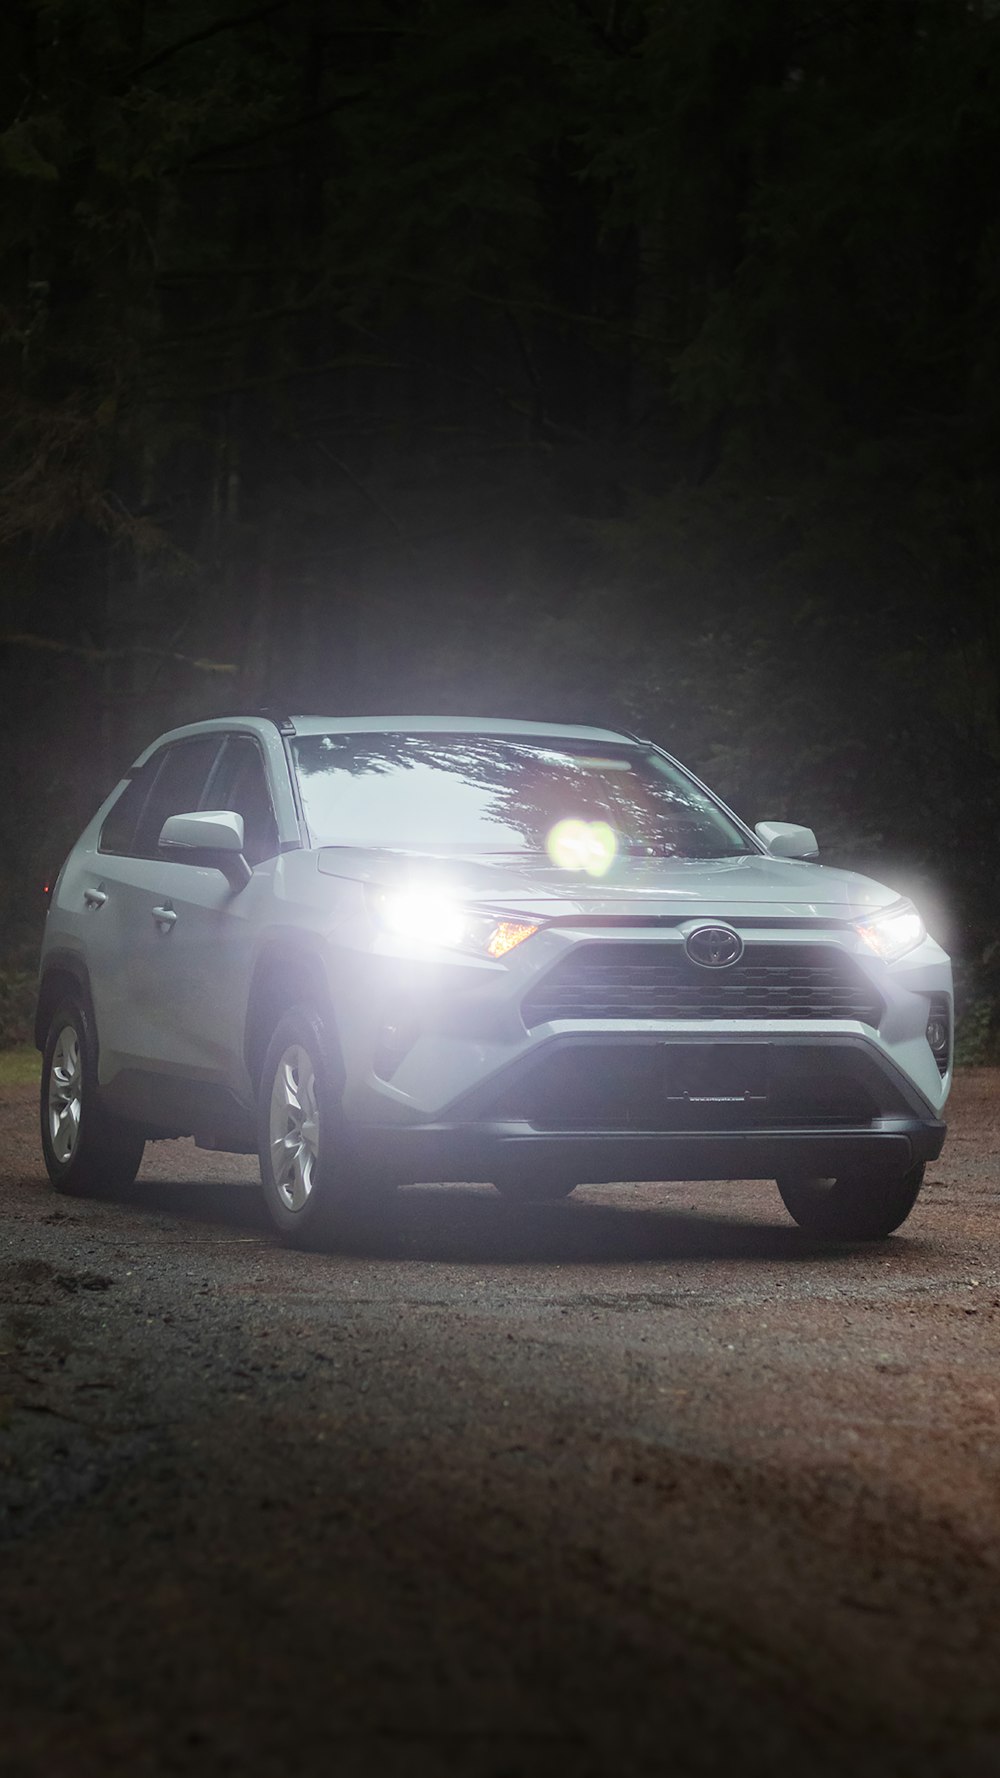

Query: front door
[126,732,282,1089]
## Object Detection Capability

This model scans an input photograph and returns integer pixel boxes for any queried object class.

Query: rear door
[75,747,174,1086]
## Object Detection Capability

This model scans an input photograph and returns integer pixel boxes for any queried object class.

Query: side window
[99,751,166,856]
[132,736,224,860]
[207,736,279,867]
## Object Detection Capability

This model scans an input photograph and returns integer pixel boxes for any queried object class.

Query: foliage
[954,1001,996,1066]
[0,960,37,1050]
[0,1047,40,1086]
[0,0,998,1009]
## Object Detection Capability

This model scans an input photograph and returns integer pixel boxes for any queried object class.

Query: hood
[317,846,902,922]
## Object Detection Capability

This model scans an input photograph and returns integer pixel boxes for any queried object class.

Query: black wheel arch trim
[35,951,94,1051]
[243,934,344,1089]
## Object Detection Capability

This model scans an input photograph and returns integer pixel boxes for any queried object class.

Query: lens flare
[545,819,618,877]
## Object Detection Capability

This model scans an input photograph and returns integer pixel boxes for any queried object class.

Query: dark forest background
[2,0,999,1050]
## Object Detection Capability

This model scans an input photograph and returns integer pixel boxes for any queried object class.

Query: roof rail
[570,720,643,743]
[251,708,296,735]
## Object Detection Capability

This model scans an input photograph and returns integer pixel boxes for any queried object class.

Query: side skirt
[99,1069,256,1153]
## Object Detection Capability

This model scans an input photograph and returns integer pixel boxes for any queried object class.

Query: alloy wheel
[48,1025,83,1164]
[269,1044,321,1212]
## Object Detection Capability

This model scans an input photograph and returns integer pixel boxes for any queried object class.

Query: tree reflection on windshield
[292,733,752,861]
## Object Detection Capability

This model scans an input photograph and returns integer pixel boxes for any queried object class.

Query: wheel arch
[35,952,94,1051]
[244,937,343,1092]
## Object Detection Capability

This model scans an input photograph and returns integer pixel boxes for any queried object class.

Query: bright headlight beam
[369,888,538,959]
[374,890,468,949]
[853,904,926,962]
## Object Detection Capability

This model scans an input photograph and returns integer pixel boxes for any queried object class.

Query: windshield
[291,733,754,861]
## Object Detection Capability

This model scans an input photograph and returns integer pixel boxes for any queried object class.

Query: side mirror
[755,820,819,861]
[159,810,252,890]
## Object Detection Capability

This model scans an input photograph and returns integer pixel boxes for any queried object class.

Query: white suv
[37,715,951,1245]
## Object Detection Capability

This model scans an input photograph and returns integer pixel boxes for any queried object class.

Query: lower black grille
[522,943,882,1027]
[487,1044,887,1131]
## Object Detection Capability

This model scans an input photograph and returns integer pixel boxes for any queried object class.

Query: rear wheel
[40,999,145,1195]
[258,1005,395,1247]
[775,1162,925,1239]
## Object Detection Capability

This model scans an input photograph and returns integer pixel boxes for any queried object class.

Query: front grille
[522,942,882,1028]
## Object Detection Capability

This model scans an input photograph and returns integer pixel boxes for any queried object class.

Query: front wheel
[775,1162,925,1239]
[257,1005,394,1247]
[40,999,145,1195]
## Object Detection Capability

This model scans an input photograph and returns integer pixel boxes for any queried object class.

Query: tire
[492,1175,577,1204]
[257,1004,395,1248]
[40,998,146,1195]
[775,1162,925,1239]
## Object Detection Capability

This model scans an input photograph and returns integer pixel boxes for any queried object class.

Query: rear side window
[132,736,224,859]
[208,736,279,866]
[99,752,166,856]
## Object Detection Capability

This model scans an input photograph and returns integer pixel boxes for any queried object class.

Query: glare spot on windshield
[545,819,618,876]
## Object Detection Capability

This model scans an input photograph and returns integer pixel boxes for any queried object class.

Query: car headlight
[368,887,539,959]
[853,902,926,962]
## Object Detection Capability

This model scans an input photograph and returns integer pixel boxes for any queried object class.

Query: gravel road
[2,1070,999,1778]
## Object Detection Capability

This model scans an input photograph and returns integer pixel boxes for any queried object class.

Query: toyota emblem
[685,924,744,968]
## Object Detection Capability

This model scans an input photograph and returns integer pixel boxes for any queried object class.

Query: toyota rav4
[37,715,951,1244]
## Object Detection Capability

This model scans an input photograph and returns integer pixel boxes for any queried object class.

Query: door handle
[83,887,108,909]
[152,904,177,929]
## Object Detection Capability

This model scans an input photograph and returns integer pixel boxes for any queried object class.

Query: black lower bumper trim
[355,1117,946,1185]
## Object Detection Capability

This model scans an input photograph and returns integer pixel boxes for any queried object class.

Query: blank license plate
[664,1045,769,1103]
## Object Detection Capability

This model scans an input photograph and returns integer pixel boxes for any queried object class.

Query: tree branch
[310,441,420,565]
[148,286,328,349]
[386,268,674,350]
[166,99,363,175]
[1,634,238,675]
[132,1,294,79]
[145,354,402,403]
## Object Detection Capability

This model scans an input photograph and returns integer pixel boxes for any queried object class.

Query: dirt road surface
[1,1070,999,1778]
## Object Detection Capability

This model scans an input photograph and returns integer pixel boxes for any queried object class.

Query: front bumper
[354,1027,948,1184]
[332,915,952,1184]
[354,1114,946,1185]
